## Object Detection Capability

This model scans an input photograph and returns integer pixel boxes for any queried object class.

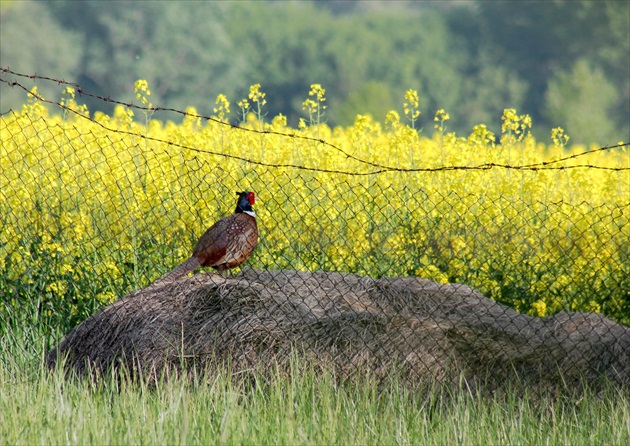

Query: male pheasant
[155,191,258,284]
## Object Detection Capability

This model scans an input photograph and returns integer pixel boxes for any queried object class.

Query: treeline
[0,0,627,144]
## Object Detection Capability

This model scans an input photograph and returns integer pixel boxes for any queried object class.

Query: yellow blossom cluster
[1,83,628,330]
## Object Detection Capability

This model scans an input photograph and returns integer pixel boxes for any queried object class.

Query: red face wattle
[247,191,255,205]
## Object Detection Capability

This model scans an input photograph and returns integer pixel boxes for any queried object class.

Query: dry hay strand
[46,269,630,392]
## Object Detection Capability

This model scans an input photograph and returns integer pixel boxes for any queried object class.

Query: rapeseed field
[1,83,628,333]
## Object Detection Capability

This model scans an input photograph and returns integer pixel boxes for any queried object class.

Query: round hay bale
[46,269,630,391]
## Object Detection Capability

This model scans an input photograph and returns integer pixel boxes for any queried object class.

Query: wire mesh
[1,69,629,395]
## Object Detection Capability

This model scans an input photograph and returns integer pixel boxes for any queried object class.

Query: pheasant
[154,191,258,284]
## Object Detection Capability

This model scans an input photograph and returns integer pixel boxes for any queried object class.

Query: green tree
[443,4,527,135]
[476,0,629,141]
[47,1,245,117]
[332,81,395,126]
[229,3,471,130]
[0,0,83,111]
[545,59,616,145]
[227,2,341,124]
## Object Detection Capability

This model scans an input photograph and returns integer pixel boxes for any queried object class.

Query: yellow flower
[403,89,421,127]
[308,84,326,102]
[501,108,531,141]
[134,79,152,107]
[385,110,400,125]
[237,98,250,110]
[23,86,47,115]
[248,84,266,106]
[531,300,548,317]
[404,89,419,109]
[27,86,39,99]
[468,124,495,146]
[501,108,519,133]
[434,109,449,122]
[586,301,601,313]
[114,105,134,126]
[46,281,67,295]
[63,86,76,99]
[433,109,450,132]
[272,114,287,128]
[213,94,231,121]
[302,84,327,126]
[551,127,570,147]
[302,98,317,114]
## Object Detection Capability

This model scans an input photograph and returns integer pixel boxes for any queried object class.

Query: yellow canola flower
[501,108,519,133]
[1,79,628,324]
[385,110,400,125]
[404,89,419,109]
[434,109,449,122]
[308,84,326,102]
[302,98,317,114]
[237,98,250,109]
[551,127,570,147]
[248,84,266,106]
[213,94,231,121]
[27,86,39,99]
[134,79,152,107]
[531,300,548,317]
[433,109,450,132]
[403,89,420,120]
[63,86,75,99]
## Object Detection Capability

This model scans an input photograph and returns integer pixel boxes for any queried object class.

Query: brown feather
[194,213,258,269]
[152,256,202,285]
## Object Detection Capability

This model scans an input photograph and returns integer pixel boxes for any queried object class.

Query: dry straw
[47,269,630,394]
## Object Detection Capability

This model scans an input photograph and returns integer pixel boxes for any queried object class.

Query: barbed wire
[2,67,629,176]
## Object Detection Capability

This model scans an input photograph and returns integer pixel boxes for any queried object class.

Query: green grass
[1,337,629,445]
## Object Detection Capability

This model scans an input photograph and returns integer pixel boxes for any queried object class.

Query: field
[1,83,629,443]
[1,85,628,334]
[2,341,630,444]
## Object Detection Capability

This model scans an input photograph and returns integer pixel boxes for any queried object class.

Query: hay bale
[46,269,630,391]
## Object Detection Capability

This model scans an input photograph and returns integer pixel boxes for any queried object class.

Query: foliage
[227,2,474,128]
[333,81,395,126]
[476,0,629,143]
[0,0,83,111]
[1,83,628,338]
[545,59,617,145]
[1,1,627,143]
[27,0,243,117]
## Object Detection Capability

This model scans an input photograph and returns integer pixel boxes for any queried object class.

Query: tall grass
[1,340,629,445]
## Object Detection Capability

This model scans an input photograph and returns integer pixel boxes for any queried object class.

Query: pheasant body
[154,191,258,284]
[193,212,258,270]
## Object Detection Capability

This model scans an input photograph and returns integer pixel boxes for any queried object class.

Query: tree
[545,59,616,145]
[476,0,629,141]
[47,1,245,117]
[229,3,471,129]
[0,0,83,111]
[332,81,395,126]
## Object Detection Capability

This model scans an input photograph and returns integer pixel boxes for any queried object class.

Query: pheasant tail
[152,256,202,286]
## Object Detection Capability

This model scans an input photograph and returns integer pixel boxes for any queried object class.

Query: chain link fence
[1,70,629,395]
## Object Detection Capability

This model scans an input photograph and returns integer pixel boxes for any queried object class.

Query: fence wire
[1,70,629,395]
